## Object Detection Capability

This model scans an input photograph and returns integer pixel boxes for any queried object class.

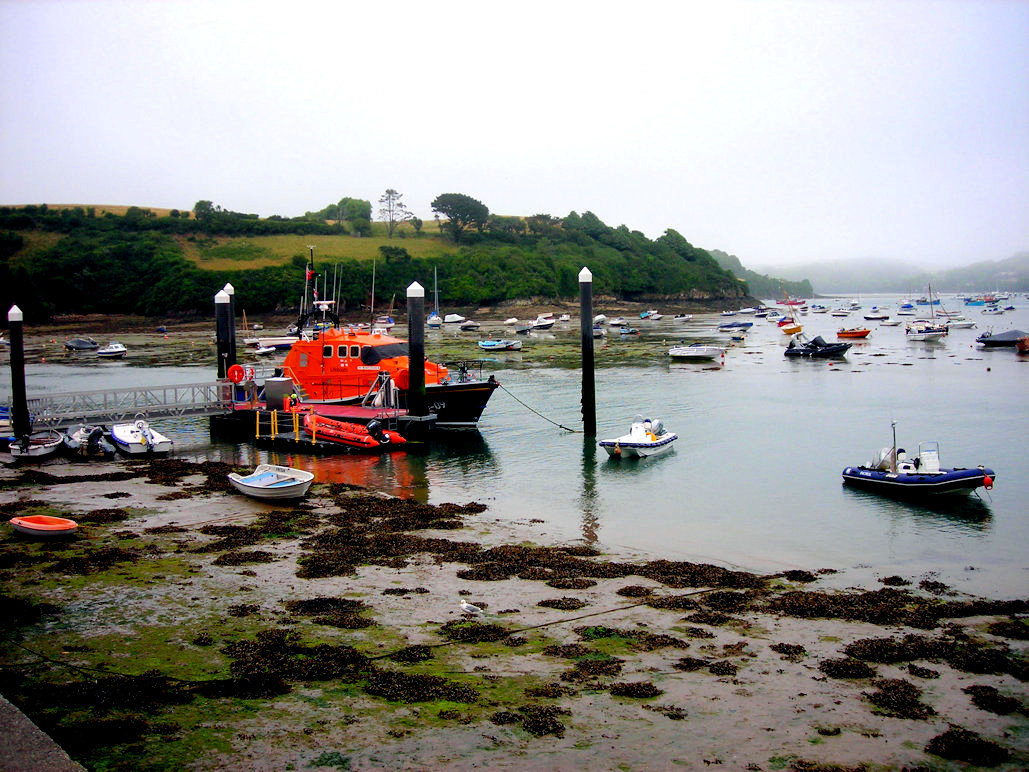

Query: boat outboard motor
[365,419,389,444]
[87,425,105,450]
[651,419,663,436]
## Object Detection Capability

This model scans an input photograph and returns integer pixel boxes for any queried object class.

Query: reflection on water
[579,437,599,544]
[842,486,994,533]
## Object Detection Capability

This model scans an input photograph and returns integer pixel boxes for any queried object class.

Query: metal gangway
[17,381,234,430]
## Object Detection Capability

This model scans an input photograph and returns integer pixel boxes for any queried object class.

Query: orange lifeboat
[302,413,406,451]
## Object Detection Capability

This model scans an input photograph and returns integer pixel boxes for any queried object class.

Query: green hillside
[0,201,752,322]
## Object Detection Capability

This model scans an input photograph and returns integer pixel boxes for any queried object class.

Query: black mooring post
[7,305,30,439]
[403,281,435,441]
[224,282,237,370]
[215,289,230,379]
[579,267,596,436]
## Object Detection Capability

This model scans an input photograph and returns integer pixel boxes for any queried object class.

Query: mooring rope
[497,382,581,433]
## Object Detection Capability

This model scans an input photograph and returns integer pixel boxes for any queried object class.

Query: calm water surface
[6,296,1028,599]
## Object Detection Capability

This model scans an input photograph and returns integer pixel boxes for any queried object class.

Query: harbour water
[5,295,1028,599]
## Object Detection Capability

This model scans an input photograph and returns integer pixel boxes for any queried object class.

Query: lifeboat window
[350,345,360,358]
[337,345,347,358]
[323,344,333,358]
[298,352,308,368]
[360,342,408,365]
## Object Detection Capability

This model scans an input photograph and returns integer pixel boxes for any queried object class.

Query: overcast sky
[1,0,1026,269]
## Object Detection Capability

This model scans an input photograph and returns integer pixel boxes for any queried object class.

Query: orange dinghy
[837,327,871,339]
[9,515,78,537]
[302,413,407,451]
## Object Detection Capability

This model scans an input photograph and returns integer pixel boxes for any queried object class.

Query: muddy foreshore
[0,458,1026,771]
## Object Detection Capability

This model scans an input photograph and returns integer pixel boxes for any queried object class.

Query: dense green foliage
[0,201,750,321]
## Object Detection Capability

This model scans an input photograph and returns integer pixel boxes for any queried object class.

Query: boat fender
[983,474,993,490]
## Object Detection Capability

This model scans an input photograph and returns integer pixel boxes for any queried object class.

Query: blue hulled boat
[842,426,995,498]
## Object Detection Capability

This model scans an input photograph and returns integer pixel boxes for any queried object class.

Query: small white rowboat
[228,463,315,501]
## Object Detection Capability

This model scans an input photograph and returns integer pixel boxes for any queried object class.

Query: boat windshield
[360,342,409,365]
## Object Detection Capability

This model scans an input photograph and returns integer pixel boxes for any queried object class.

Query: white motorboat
[228,463,314,501]
[558,314,571,322]
[599,416,677,459]
[593,314,607,324]
[531,315,555,330]
[110,414,173,454]
[459,319,480,330]
[443,313,466,324]
[503,317,519,325]
[96,341,127,359]
[668,343,725,361]
[608,317,627,326]
[673,313,693,321]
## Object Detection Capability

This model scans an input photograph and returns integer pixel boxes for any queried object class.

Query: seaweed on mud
[542,643,596,659]
[519,704,570,737]
[284,597,367,615]
[818,658,877,680]
[708,660,737,677]
[227,603,260,617]
[677,626,715,639]
[907,663,939,679]
[222,628,367,681]
[765,588,1028,629]
[192,674,291,700]
[864,677,935,719]
[191,632,213,646]
[53,715,159,754]
[779,570,818,583]
[788,762,865,772]
[844,633,947,663]
[312,611,375,629]
[962,684,1026,715]
[879,575,911,586]
[681,610,735,626]
[924,726,1011,766]
[0,594,61,633]
[538,597,588,611]
[919,579,951,595]
[438,620,512,643]
[488,710,522,725]
[987,617,1029,640]
[844,632,1027,680]
[213,549,276,566]
[609,681,663,698]
[32,670,192,715]
[643,703,688,720]
[381,587,430,596]
[525,682,576,698]
[546,577,597,590]
[75,508,132,524]
[45,546,140,575]
[560,657,624,683]
[647,594,701,611]
[702,590,758,612]
[615,584,654,597]
[363,670,478,703]
[192,525,261,553]
[672,657,708,672]
[770,643,806,662]
[143,525,187,534]
[388,645,433,663]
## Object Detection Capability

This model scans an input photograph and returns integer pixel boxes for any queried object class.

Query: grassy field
[184,230,460,271]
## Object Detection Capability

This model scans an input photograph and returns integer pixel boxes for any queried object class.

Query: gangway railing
[16,381,233,430]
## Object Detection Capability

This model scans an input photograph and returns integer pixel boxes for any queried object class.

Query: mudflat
[0,459,1026,771]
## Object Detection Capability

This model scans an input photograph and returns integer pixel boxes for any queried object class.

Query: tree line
[0,196,756,322]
